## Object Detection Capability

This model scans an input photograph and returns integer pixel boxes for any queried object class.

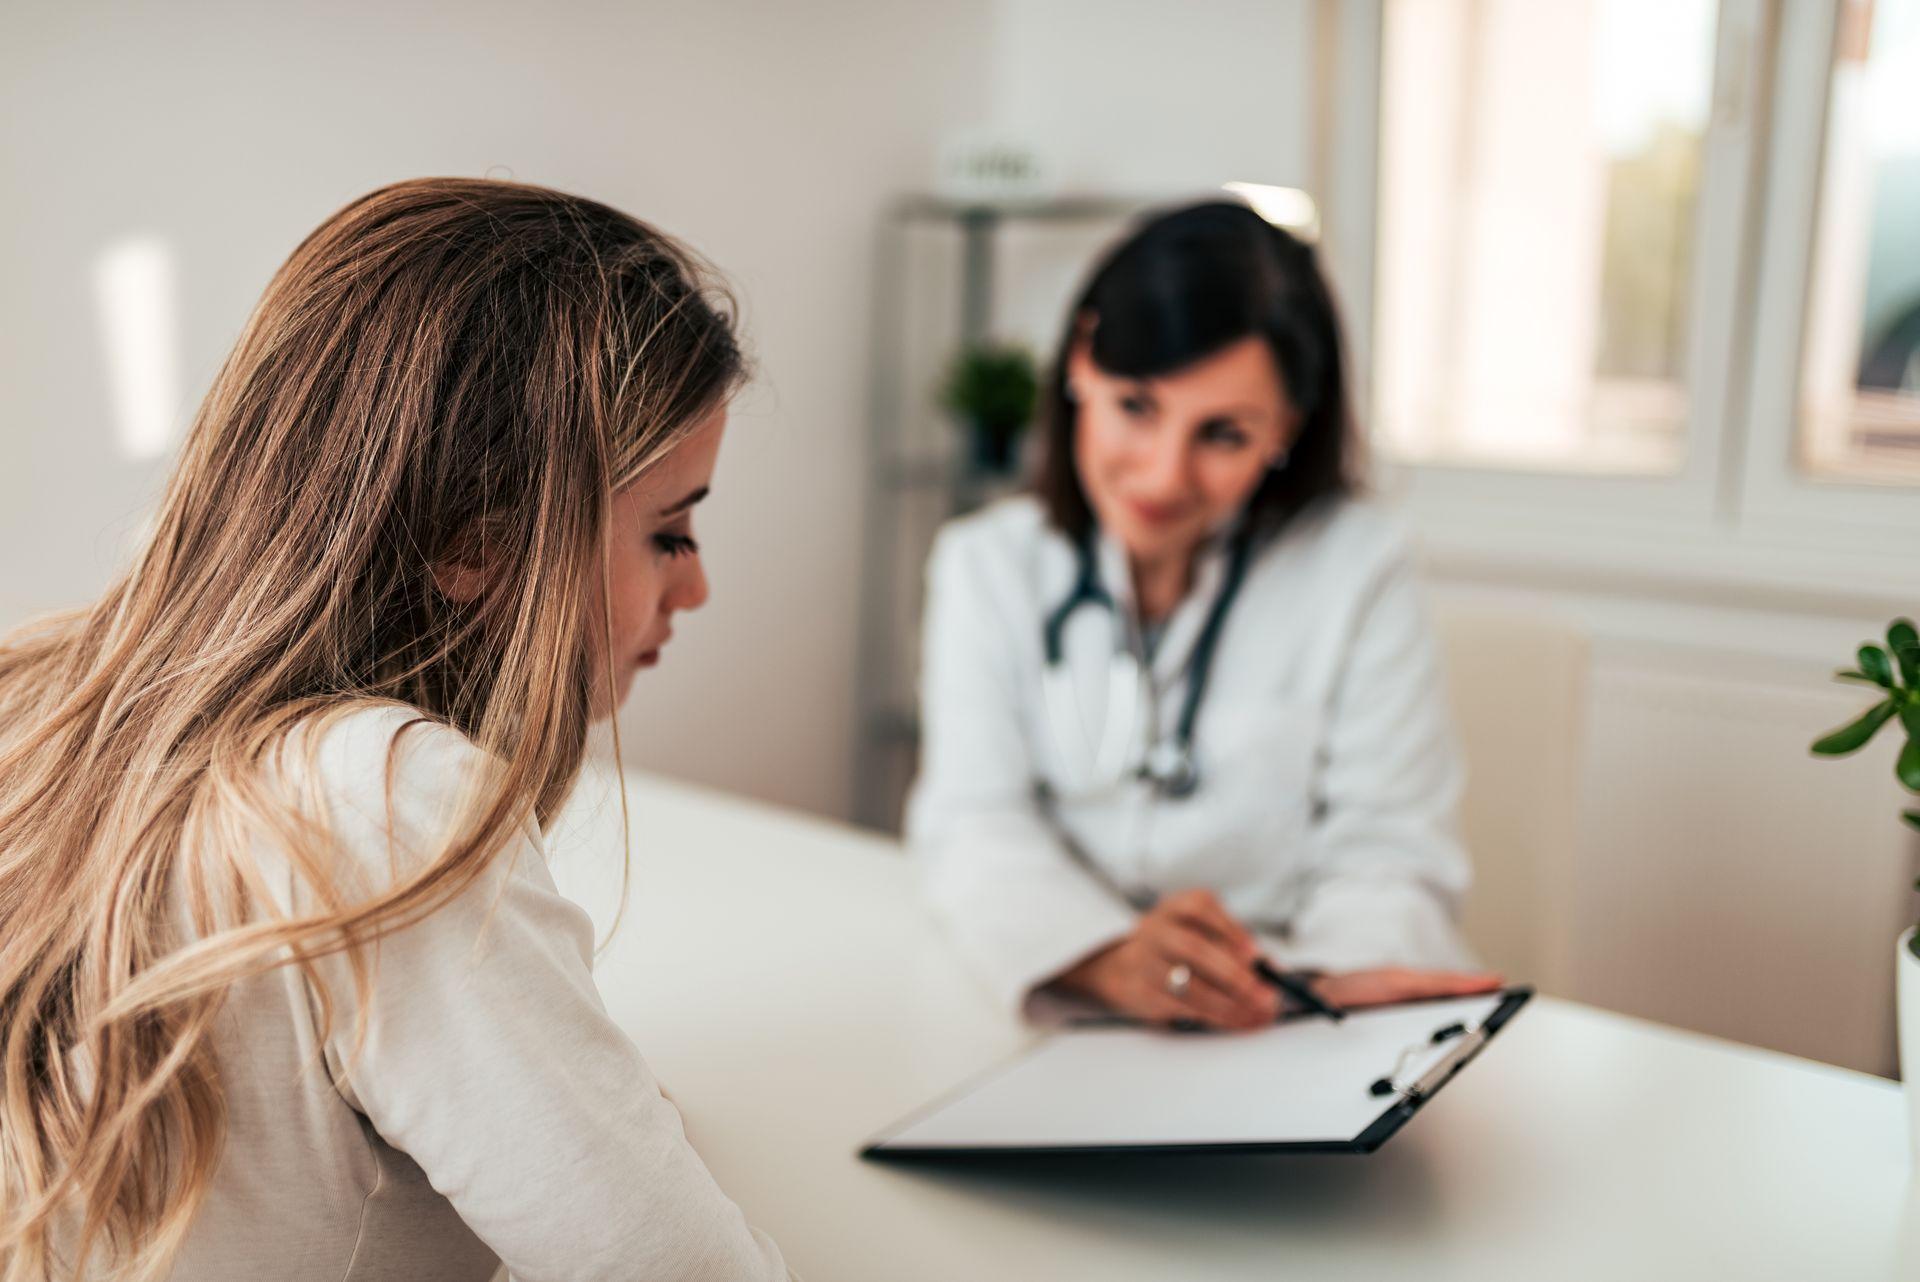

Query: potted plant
[940,343,1039,476]
[1809,617,1920,1148]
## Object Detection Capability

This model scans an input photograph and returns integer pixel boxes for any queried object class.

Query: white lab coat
[905,493,1475,1016]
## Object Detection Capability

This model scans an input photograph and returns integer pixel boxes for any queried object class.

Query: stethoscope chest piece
[1141,739,1200,798]
[1039,529,1254,802]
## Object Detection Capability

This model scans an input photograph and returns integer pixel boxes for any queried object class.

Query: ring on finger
[1165,963,1193,997]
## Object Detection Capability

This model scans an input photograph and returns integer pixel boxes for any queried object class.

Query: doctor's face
[1067,334,1295,568]
[590,404,724,717]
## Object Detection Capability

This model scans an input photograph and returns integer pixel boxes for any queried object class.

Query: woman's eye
[1117,392,1154,419]
[652,531,699,559]
[1198,419,1251,449]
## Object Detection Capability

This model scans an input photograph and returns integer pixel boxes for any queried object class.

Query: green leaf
[1898,643,1920,690]
[940,344,1039,435]
[1891,619,1920,686]
[1835,669,1884,686]
[1811,700,1896,755]
[1904,701,1920,741]
[1906,809,1920,833]
[1860,645,1896,688]
[1901,739,1920,792]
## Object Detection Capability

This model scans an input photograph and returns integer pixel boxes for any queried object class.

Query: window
[1798,0,1920,485]
[1374,0,1719,476]
[1328,0,1920,589]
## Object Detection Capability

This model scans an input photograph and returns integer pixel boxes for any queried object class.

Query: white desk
[547,771,1915,1282]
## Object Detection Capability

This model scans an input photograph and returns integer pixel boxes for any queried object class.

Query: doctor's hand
[1310,967,1504,1010]
[1051,889,1282,1031]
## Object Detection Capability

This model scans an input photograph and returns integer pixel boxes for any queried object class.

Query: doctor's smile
[1121,496,1187,526]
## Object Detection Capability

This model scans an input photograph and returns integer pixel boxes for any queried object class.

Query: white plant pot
[1900,926,1920,1161]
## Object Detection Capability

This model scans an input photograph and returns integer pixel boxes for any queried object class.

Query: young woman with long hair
[0,179,792,1279]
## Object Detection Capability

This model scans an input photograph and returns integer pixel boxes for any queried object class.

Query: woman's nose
[670,554,710,614]
[1137,429,1194,497]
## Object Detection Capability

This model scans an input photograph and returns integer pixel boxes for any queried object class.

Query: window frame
[1320,0,1920,612]
[1738,0,1920,538]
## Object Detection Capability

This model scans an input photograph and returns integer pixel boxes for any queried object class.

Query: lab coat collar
[1090,520,1241,687]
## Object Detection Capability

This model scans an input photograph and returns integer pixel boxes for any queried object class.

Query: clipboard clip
[1368,1018,1490,1101]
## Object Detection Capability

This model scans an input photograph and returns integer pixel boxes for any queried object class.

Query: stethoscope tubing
[1039,529,1255,799]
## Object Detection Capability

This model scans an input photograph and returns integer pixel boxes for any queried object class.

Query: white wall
[1428,571,1920,1077]
[987,0,1313,197]
[982,0,1317,351]
[0,0,995,817]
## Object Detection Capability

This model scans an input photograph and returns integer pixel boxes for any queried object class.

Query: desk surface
[546,770,1914,1282]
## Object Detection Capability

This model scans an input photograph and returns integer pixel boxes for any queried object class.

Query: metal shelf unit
[851,193,1145,831]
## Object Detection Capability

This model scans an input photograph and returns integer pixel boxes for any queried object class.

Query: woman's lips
[635,630,671,669]
[1124,497,1189,527]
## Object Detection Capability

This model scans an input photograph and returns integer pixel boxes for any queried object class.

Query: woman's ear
[430,525,497,603]
[431,558,490,603]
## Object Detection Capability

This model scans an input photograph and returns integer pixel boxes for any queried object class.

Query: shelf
[865,706,921,746]
[877,455,956,487]
[876,452,1029,495]
[857,189,1138,829]
[891,194,1149,225]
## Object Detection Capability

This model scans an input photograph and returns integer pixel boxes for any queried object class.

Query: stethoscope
[1039,530,1254,799]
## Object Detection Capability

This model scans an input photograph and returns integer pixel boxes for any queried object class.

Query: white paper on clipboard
[866,991,1518,1155]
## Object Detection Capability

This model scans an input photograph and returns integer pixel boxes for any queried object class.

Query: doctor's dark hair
[1034,200,1358,544]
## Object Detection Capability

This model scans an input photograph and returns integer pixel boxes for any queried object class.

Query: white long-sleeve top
[904,494,1475,1015]
[167,703,793,1282]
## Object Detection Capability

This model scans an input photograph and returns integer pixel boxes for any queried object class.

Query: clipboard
[861,987,1531,1161]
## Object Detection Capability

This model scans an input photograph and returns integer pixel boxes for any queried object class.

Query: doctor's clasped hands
[1054,888,1502,1032]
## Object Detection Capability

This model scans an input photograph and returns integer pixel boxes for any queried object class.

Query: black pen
[1254,958,1347,1022]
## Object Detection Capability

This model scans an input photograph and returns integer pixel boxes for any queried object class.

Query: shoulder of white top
[932,493,1065,572]
[939,491,1046,543]
[271,702,487,824]
[1259,495,1411,575]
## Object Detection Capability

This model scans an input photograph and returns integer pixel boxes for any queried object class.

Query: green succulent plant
[940,344,1039,440]
[1810,617,1920,853]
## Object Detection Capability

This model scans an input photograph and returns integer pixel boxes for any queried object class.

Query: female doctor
[906,201,1500,1030]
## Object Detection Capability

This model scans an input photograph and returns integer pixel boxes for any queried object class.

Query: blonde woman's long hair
[0,178,743,1280]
